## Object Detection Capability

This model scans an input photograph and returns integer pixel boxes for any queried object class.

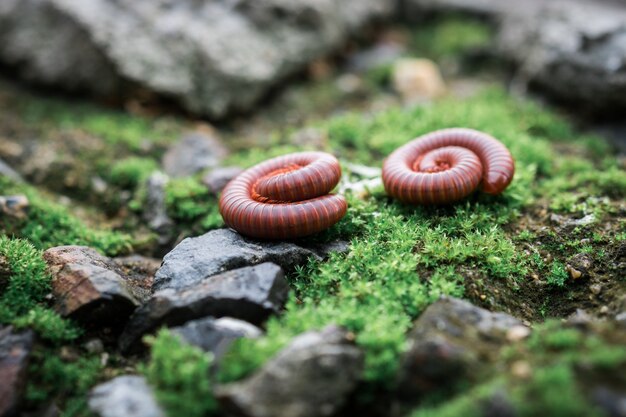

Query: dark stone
[202,166,243,195]
[153,229,323,291]
[162,131,228,178]
[44,246,140,325]
[0,326,34,417]
[217,325,363,417]
[120,263,288,352]
[397,297,526,398]
[89,375,165,417]
[171,317,262,361]
[0,195,29,219]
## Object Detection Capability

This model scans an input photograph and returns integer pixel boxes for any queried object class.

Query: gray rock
[113,255,162,303]
[89,375,165,417]
[171,316,262,360]
[154,229,322,291]
[0,195,29,219]
[120,262,287,351]
[202,166,244,195]
[397,297,526,398]
[44,246,140,324]
[407,0,626,114]
[0,326,34,417]
[0,0,393,118]
[217,325,363,417]
[142,172,174,245]
[591,386,626,417]
[163,131,228,178]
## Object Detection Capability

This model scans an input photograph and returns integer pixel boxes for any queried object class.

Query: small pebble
[589,284,602,295]
[506,325,532,342]
[480,294,487,300]
[600,306,609,314]
[567,265,582,279]
[85,338,104,354]
[511,361,532,379]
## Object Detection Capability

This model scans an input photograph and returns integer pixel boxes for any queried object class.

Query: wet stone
[120,263,288,352]
[217,325,363,417]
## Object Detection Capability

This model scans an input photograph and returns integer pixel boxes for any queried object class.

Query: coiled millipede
[382,128,515,204]
[219,151,347,239]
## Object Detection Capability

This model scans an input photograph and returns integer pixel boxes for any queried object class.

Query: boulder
[405,0,626,114]
[217,325,363,417]
[88,375,165,417]
[0,326,34,417]
[0,0,394,118]
[397,297,528,398]
[120,263,287,351]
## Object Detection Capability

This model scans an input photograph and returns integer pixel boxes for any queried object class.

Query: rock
[348,40,406,72]
[84,338,105,354]
[407,0,626,114]
[397,297,526,398]
[0,195,29,219]
[0,0,394,118]
[142,172,174,245]
[217,325,363,417]
[550,213,596,233]
[113,255,161,303]
[392,58,446,104]
[171,316,262,361]
[0,326,34,417]
[162,131,228,178]
[567,253,593,279]
[202,166,244,195]
[153,229,323,291]
[44,246,139,325]
[89,375,165,417]
[120,263,288,351]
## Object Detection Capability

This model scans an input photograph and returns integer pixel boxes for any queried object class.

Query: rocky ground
[0,8,625,417]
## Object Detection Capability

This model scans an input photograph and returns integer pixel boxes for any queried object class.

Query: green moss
[409,15,493,60]
[164,177,223,235]
[0,237,79,342]
[16,93,182,151]
[26,350,102,417]
[142,330,217,417]
[546,261,569,287]
[0,177,132,255]
[108,157,159,189]
[217,87,623,391]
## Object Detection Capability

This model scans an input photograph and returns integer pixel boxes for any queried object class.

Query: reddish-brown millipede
[382,128,515,204]
[219,152,347,239]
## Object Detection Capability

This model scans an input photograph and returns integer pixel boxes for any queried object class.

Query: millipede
[219,151,347,239]
[382,128,515,205]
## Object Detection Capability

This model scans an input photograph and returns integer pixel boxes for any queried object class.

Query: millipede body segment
[219,151,347,239]
[382,128,515,204]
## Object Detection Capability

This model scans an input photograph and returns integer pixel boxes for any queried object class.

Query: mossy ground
[0,15,623,417]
